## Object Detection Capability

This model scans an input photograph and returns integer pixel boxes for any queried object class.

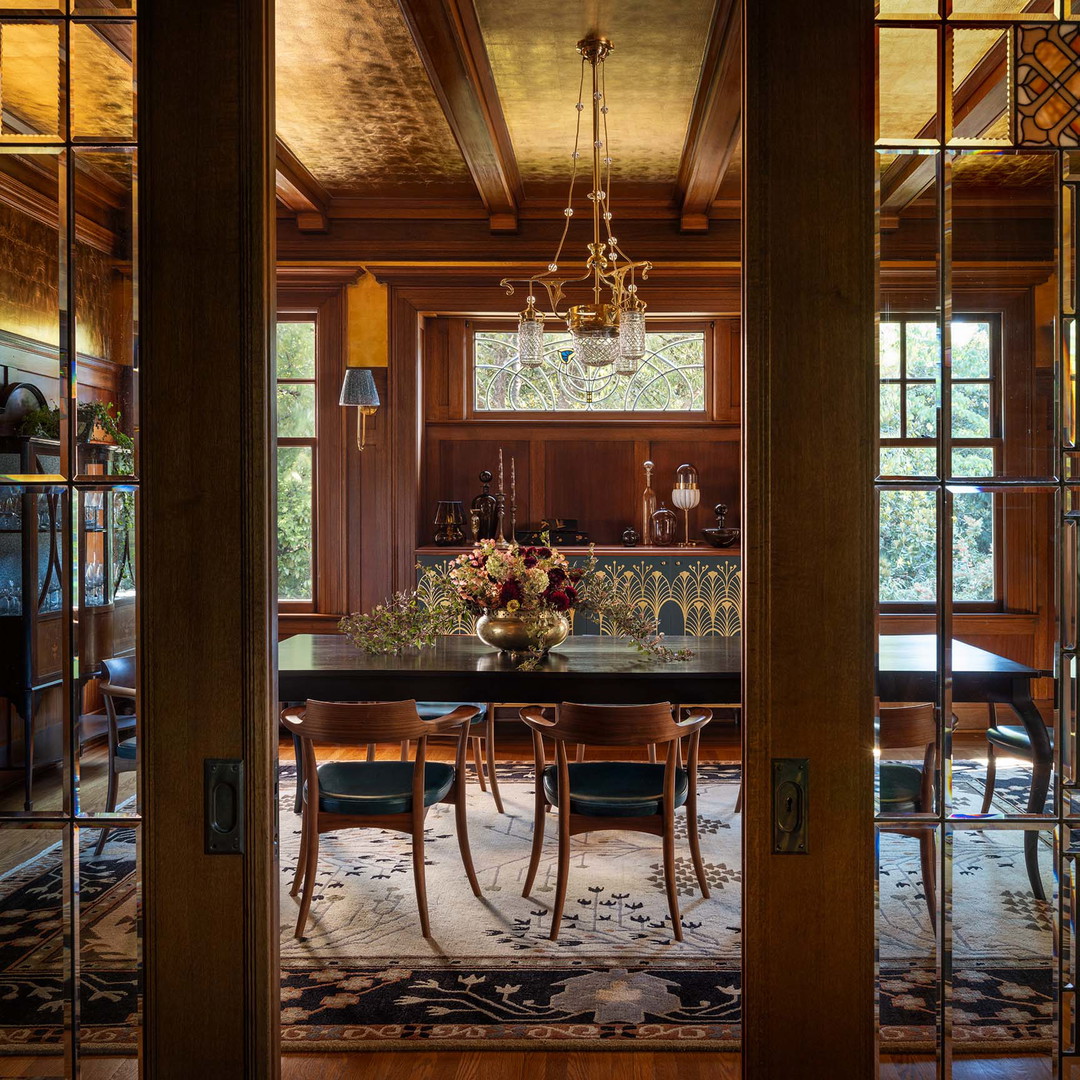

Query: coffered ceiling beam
[396,0,522,234]
[275,138,330,233]
[676,0,741,234]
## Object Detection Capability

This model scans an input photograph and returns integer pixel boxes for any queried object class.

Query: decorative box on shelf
[415,546,741,638]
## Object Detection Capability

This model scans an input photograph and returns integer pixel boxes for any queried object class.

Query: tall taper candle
[511,457,516,504]
[498,447,504,493]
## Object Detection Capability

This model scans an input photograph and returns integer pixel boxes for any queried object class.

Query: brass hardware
[772,758,809,854]
[356,405,377,451]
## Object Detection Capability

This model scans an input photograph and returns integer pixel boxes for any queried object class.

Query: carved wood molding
[394,0,522,233]
[676,0,741,234]
[275,137,331,233]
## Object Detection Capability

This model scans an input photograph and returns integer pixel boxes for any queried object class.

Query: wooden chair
[878,702,939,931]
[281,699,483,939]
[93,656,138,857]
[519,701,713,943]
[416,702,503,814]
[980,702,1052,816]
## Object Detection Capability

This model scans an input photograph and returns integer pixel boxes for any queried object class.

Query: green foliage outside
[275,321,316,600]
[474,330,706,412]
[878,319,995,604]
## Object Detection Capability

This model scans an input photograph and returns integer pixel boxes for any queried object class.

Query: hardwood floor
[0,1051,1055,1079]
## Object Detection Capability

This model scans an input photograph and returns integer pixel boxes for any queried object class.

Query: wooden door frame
[742,1,875,1074]
[141,1,279,1077]
[136,0,874,1075]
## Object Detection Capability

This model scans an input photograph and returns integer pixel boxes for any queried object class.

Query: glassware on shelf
[433,500,465,546]
[650,502,677,546]
[0,492,21,530]
[86,557,106,606]
[671,463,701,547]
[0,578,19,616]
[83,491,104,530]
[640,460,657,546]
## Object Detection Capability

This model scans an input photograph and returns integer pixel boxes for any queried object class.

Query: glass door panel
[0,6,140,1072]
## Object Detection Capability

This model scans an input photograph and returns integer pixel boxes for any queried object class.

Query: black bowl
[702,527,740,548]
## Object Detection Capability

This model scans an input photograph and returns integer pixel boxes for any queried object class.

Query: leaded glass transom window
[472,326,708,413]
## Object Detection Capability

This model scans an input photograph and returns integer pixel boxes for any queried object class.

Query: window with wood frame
[878,314,1000,607]
[469,318,711,416]
[275,273,351,617]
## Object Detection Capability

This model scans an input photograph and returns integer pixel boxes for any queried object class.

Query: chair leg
[981,742,997,816]
[523,782,547,897]
[291,809,308,897]
[918,828,937,933]
[686,802,710,900]
[413,815,431,938]
[471,737,488,792]
[292,733,303,814]
[485,711,505,815]
[663,817,683,942]
[452,788,482,898]
[548,804,571,941]
[94,759,119,857]
[294,821,320,938]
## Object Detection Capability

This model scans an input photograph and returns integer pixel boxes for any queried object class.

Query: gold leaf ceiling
[275,0,718,200]
[472,0,714,189]
[275,0,473,195]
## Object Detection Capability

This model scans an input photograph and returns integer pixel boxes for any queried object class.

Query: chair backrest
[877,702,937,752]
[525,702,702,748]
[101,655,135,691]
[283,699,435,746]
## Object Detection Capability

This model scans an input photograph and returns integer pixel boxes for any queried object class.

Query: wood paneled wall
[420,315,740,547]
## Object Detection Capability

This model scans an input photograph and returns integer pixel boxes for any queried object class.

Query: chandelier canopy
[501,36,652,384]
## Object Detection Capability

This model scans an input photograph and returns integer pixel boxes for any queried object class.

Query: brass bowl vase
[476,610,570,655]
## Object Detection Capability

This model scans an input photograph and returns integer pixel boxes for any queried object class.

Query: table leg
[1010,685,1051,902]
[23,689,34,812]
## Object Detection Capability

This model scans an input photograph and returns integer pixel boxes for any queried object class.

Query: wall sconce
[339,367,380,451]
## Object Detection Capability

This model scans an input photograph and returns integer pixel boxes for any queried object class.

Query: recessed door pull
[772,758,809,854]
[205,758,245,854]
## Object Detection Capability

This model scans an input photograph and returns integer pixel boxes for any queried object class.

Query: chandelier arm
[547,56,589,282]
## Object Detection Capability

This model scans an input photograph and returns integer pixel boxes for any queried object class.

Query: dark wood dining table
[278,631,1053,896]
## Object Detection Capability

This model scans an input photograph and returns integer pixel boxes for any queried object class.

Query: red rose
[548,590,570,611]
[524,555,538,568]
[537,547,552,559]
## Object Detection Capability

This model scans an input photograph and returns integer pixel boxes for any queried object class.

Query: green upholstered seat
[308,760,455,816]
[879,763,924,808]
[416,702,486,726]
[542,762,689,817]
[987,724,1051,755]
[116,737,137,760]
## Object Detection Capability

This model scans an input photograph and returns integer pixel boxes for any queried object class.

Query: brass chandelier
[502,36,652,379]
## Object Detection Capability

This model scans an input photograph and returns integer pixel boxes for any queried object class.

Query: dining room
[0,2,1075,1078]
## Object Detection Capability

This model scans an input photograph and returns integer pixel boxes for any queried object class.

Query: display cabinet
[0,436,65,809]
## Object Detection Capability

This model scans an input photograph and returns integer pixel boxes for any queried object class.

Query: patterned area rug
[279,762,742,1050]
[877,761,1055,1054]
[0,759,1057,1054]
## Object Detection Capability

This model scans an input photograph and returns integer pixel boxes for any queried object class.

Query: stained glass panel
[473,329,707,413]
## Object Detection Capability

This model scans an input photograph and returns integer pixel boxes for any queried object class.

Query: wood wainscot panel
[422,436,530,547]
[543,440,638,545]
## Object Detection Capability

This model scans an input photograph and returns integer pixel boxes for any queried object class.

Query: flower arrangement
[447,539,582,617]
[338,538,693,668]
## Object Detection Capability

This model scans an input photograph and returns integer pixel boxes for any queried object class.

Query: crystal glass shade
[573,328,621,368]
[614,351,639,375]
[619,309,646,360]
[518,315,545,367]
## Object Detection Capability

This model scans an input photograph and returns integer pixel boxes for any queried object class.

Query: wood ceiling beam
[879,6,1051,224]
[675,0,741,234]
[395,0,522,234]
[275,137,330,233]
